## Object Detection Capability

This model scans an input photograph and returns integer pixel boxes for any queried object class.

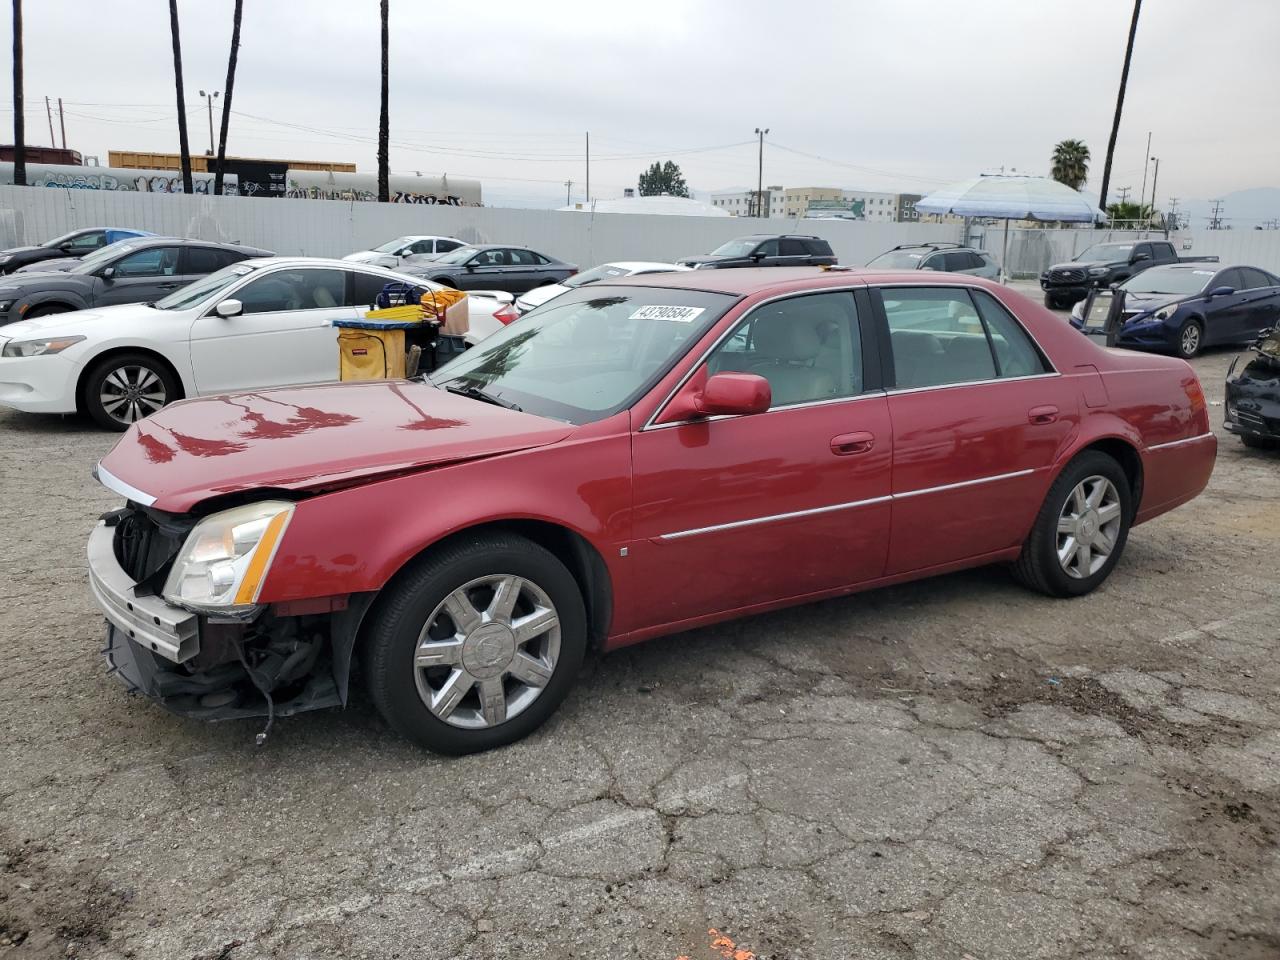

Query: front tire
[24,304,71,319]
[363,532,587,754]
[1177,318,1204,359]
[1013,451,1132,597]
[83,353,179,431]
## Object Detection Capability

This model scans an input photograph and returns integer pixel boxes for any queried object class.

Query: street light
[753,127,769,218]
[1148,156,1160,227]
[198,89,219,156]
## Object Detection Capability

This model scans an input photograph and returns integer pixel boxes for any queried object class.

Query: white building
[840,190,899,222]
[710,186,786,218]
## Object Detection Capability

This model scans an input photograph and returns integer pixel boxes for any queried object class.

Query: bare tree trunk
[1097,0,1142,217]
[213,0,243,196]
[168,0,194,194]
[377,0,390,203]
[11,0,25,186]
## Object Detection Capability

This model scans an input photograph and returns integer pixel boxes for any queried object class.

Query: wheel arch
[74,345,188,414]
[1063,435,1144,517]
[23,298,81,315]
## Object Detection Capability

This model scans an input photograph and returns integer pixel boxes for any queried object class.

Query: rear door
[778,237,811,266]
[629,289,892,629]
[1207,268,1253,345]
[1242,268,1280,337]
[878,284,1078,574]
[93,245,185,305]
[187,266,355,394]
[504,249,543,291]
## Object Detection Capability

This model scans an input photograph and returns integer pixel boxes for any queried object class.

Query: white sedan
[0,257,514,430]
[343,235,465,269]
[514,261,688,314]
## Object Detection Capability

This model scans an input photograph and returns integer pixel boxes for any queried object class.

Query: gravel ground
[1,324,1278,960]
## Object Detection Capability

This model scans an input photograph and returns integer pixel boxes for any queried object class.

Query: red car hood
[97,381,575,512]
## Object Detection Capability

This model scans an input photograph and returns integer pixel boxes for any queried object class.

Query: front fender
[24,289,91,312]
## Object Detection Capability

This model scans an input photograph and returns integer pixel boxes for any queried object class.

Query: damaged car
[1224,325,1280,450]
[87,268,1216,754]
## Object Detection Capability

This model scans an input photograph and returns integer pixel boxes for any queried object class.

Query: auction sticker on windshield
[630,305,706,323]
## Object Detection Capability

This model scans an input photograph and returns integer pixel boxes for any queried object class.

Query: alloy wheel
[413,574,561,729]
[1181,324,1201,357]
[99,364,168,425]
[1056,475,1123,579]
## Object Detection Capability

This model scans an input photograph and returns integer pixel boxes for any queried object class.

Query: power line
[764,141,953,185]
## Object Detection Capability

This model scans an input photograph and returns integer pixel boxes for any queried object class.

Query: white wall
[0,185,961,269]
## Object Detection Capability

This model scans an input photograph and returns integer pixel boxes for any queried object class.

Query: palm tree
[377,0,389,203]
[1097,0,1142,214]
[11,0,25,186]
[213,0,243,196]
[168,0,193,193]
[1050,139,1091,191]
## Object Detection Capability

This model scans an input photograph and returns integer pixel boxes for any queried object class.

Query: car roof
[736,233,822,240]
[116,236,269,253]
[607,265,1005,296]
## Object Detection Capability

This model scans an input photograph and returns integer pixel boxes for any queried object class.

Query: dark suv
[678,235,837,270]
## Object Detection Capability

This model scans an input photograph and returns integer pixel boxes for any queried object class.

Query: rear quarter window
[804,239,834,256]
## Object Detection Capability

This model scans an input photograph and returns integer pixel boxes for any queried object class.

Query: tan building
[782,187,842,218]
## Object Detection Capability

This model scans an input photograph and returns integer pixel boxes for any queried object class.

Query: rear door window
[881,288,995,388]
[779,238,807,257]
[971,290,1049,377]
[184,246,228,274]
[508,249,539,266]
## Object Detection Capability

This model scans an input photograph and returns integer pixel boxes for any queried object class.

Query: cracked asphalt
[2,336,1278,959]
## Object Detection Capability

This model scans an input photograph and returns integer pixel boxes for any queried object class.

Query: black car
[0,237,273,324]
[1225,326,1280,450]
[403,245,577,293]
[0,227,155,274]
[677,234,837,270]
[1039,239,1217,309]
[1069,264,1280,359]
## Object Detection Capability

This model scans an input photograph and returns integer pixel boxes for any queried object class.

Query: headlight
[1087,266,1108,277]
[0,255,11,265]
[1,335,85,357]
[1153,305,1178,321]
[0,300,13,312]
[162,501,294,615]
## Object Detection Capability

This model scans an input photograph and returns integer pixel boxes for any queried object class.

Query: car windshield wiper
[441,381,522,412]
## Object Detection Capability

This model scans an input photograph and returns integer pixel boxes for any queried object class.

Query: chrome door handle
[1028,405,1059,425]
[830,431,875,455]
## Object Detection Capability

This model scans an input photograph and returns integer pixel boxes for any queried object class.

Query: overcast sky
[6,0,1278,215]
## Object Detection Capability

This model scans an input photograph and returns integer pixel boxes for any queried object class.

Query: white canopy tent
[915,175,1106,281]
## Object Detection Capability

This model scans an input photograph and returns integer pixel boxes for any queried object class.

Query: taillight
[493,304,519,325]
[1183,377,1206,414]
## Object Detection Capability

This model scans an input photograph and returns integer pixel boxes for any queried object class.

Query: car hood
[0,303,151,338]
[14,257,80,273]
[97,380,576,512]
[342,251,385,263]
[1,245,44,256]
[677,254,727,266]
[0,271,84,293]
[1119,290,1188,313]
[1048,258,1115,271]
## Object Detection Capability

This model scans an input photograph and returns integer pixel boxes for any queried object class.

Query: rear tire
[362,533,587,754]
[1177,318,1204,359]
[1043,293,1058,309]
[1241,434,1278,450]
[83,353,179,431]
[1013,451,1133,598]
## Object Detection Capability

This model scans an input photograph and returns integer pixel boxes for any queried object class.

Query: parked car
[0,237,274,326]
[343,235,466,269]
[866,242,999,278]
[677,234,836,269]
[0,227,154,275]
[0,257,513,429]
[1069,263,1280,358]
[84,267,1215,753]
[1224,325,1280,450]
[1040,240,1217,309]
[515,261,688,314]
[404,245,577,293]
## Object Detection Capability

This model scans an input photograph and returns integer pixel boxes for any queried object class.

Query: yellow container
[337,328,405,380]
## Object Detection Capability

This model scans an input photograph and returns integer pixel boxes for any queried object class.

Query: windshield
[709,239,760,258]
[69,242,139,274]
[40,230,86,249]
[372,237,413,253]
[867,250,927,269]
[1074,243,1133,263]
[434,246,478,265]
[429,286,737,424]
[1121,267,1213,295]
[154,264,256,310]
[564,264,632,288]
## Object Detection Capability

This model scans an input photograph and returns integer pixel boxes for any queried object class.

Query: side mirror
[657,369,771,424]
[750,251,766,261]
[465,262,477,271]
[1131,252,1150,263]
[1207,285,1234,299]
[100,266,115,280]
[215,299,243,318]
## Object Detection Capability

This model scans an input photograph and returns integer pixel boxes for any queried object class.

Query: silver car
[866,243,1000,279]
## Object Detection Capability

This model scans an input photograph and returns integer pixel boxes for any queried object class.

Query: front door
[628,289,892,631]
[92,245,187,306]
[459,249,509,290]
[188,266,355,394]
[878,285,1078,574]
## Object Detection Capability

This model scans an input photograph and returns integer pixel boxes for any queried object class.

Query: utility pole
[1167,197,1179,231]
[564,179,572,206]
[12,0,25,186]
[1098,0,1142,216]
[1208,199,1224,230]
[1138,131,1151,215]
[753,126,769,218]
[1147,156,1159,227]
[57,96,65,148]
[199,90,219,155]
[1117,186,1131,204]
[44,95,54,146]
[585,131,590,205]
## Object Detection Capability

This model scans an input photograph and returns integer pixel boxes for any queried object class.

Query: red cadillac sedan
[88,267,1216,753]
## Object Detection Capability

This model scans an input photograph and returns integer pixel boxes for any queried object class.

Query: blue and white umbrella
[916,175,1105,281]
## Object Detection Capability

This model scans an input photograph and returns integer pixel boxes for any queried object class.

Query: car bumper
[0,353,81,413]
[1041,282,1092,299]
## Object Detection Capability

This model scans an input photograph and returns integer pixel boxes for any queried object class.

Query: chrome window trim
[657,467,1037,541]
[95,463,157,506]
[1146,431,1214,452]
[641,284,868,431]
[644,390,886,431]
[884,372,1061,397]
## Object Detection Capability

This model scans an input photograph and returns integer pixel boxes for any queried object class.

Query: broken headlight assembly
[162,501,294,616]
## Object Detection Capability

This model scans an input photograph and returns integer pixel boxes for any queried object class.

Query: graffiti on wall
[284,183,471,204]
[35,171,237,194]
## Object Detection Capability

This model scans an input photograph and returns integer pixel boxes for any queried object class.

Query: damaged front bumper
[87,514,372,723]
